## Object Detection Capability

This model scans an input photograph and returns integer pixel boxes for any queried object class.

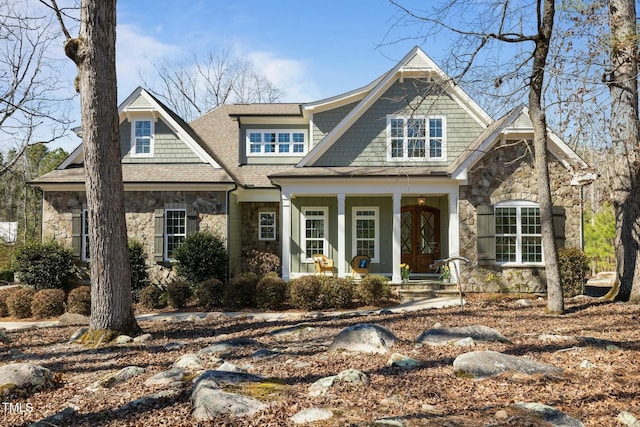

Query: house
[32,46,595,292]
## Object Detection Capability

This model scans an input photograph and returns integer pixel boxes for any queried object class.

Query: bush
[288,275,324,310]
[255,273,287,310]
[129,240,150,302]
[14,241,75,291]
[32,289,66,319]
[173,232,228,285]
[321,277,354,309]
[195,278,225,310]
[355,275,392,306]
[246,250,281,276]
[0,288,14,317]
[67,286,91,315]
[6,287,35,319]
[225,272,258,309]
[0,270,14,283]
[138,285,166,310]
[166,279,191,309]
[559,247,590,297]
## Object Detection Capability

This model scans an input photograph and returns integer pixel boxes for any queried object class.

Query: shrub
[32,289,66,319]
[129,239,150,302]
[246,249,281,276]
[321,277,354,309]
[559,247,590,297]
[288,275,324,310]
[6,287,35,319]
[255,273,287,310]
[166,279,191,309]
[14,241,75,291]
[67,286,91,315]
[355,275,392,306]
[225,272,258,309]
[138,285,166,310]
[0,269,14,283]
[195,278,225,310]
[0,288,14,317]
[173,231,228,285]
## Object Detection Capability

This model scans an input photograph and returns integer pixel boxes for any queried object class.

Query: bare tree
[48,0,141,337]
[607,0,640,302]
[0,0,72,178]
[142,50,284,121]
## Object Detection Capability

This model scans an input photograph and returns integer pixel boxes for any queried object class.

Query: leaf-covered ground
[1,295,639,426]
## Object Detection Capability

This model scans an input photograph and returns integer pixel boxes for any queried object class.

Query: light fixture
[417,195,426,206]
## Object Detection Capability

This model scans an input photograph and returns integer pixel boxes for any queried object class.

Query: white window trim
[301,207,328,263]
[495,200,544,266]
[258,211,277,241]
[164,208,186,261]
[246,129,308,156]
[386,115,447,162]
[81,209,90,261]
[352,206,379,263]
[131,118,155,158]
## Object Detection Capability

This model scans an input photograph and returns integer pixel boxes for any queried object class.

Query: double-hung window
[302,207,328,261]
[132,119,154,157]
[259,211,276,241]
[165,208,186,260]
[353,207,379,262]
[247,130,307,155]
[495,201,543,264]
[388,115,445,161]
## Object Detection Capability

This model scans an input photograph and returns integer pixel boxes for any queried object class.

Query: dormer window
[132,119,154,157]
[387,115,446,161]
[247,130,307,156]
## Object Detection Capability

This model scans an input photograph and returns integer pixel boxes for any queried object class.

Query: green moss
[76,329,120,346]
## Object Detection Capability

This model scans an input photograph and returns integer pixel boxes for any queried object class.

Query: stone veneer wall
[458,140,583,293]
[240,202,281,269]
[42,190,227,284]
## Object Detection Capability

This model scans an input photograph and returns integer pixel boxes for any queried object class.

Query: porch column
[281,192,292,281]
[337,193,346,277]
[448,191,460,282]
[392,192,402,283]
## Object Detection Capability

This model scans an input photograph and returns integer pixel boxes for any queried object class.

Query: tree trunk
[74,0,141,334]
[529,0,564,314]
[608,0,640,303]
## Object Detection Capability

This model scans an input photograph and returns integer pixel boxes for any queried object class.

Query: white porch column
[392,192,402,283]
[337,193,346,277]
[281,192,292,281]
[448,191,460,282]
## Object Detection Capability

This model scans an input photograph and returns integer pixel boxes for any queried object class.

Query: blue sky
[43,0,445,152]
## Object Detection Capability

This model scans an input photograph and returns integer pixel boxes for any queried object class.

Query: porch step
[393,281,460,301]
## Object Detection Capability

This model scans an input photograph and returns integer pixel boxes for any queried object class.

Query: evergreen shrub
[355,275,392,306]
[139,285,166,310]
[67,286,91,315]
[255,273,287,310]
[288,275,324,310]
[558,247,590,297]
[321,277,354,309]
[166,279,191,309]
[173,232,228,285]
[6,287,35,318]
[195,278,225,310]
[32,289,66,319]
[225,272,258,309]
[14,241,75,291]
[129,239,150,302]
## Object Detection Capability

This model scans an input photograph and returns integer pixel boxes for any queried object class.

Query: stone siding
[458,139,583,293]
[240,202,281,269]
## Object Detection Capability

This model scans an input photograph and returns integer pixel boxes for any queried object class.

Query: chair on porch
[313,254,336,276]
[351,255,370,279]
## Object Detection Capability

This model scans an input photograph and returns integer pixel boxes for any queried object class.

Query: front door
[401,206,441,274]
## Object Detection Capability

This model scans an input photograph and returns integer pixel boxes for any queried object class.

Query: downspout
[226,183,238,283]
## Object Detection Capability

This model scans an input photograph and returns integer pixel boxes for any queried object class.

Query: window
[132,119,154,157]
[387,115,445,161]
[302,207,328,261]
[259,211,276,241]
[353,207,379,262]
[246,130,307,155]
[165,209,186,260]
[495,202,542,264]
[81,209,90,261]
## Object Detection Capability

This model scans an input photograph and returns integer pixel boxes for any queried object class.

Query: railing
[431,256,471,309]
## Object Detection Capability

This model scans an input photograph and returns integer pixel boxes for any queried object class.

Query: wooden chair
[351,255,370,278]
[313,254,336,276]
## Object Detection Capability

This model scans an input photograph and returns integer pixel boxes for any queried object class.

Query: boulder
[192,375,266,420]
[173,353,205,371]
[144,367,187,387]
[308,368,369,396]
[453,350,562,379]
[291,408,334,424]
[87,366,145,391]
[416,325,511,346]
[387,353,420,368]
[57,313,89,326]
[328,323,398,354]
[0,363,56,396]
[512,402,584,426]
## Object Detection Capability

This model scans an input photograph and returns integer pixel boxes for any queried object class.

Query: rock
[618,411,640,427]
[216,361,247,373]
[539,334,576,344]
[133,333,153,343]
[118,389,181,411]
[515,298,533,307]
[374,417,407,426]
[203,312,226,323]
[70,327,87,342]
[0,363,56,395]
[173,353,204,371]
[328,323,398,354]
[454,337,476,347]
[379,309,394,315]
[512,402,584,426]
[199,338,258,356]
[144,367,187,387]
[453,350,562,379]
[252,349,280,359]
[579,360,595,369]
[416,325,511,346]
[309,368,369,396]
[387,353,420,368]
[194,369,264,385]
[9,348,26,359]
[28,407,77,427]
[164,342,186,351]
[58,312,89,326]
[269,323,315,336]
[186,314,202,322]
[192,385,267,420]
[115,335,133,344]
[87,366,145,390]
[380,394,405,406]
[495,409,509,420]
[291,407,334,424]
[0,329,11,343]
